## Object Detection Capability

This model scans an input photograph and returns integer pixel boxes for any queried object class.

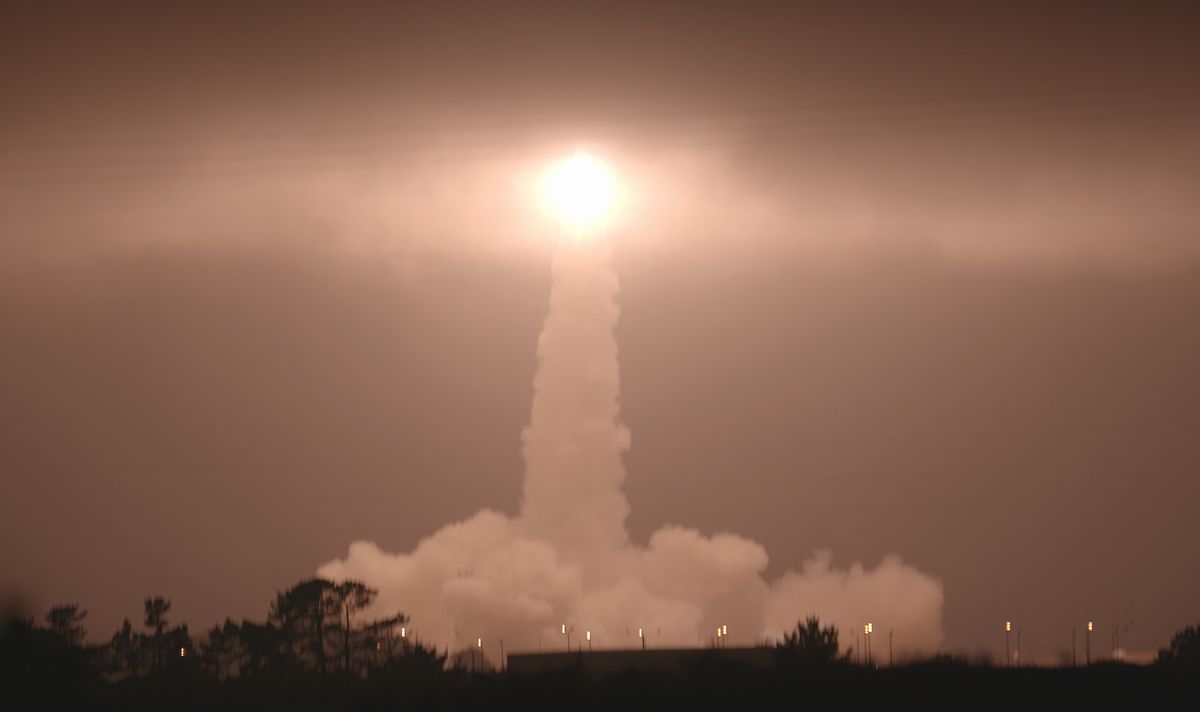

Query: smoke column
[520,236,630,564]
[319,232,944,660]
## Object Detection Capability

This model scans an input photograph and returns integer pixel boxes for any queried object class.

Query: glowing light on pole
[586,630,592,652]
[638,627,645,651]
[1086,621,1094,665]
[1005,621,1012,667]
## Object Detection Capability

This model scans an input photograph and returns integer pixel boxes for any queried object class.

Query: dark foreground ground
[4,652,1196,712]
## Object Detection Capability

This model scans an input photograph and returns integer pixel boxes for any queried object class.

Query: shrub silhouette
[777,615,844,664]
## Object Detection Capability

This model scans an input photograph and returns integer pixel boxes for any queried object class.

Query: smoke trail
[319,235,944,659]
[518,237,630,564]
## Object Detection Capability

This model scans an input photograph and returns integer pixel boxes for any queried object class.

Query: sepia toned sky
[2,1,1199,659]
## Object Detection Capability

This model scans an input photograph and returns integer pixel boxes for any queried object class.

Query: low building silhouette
[507,646,775,677]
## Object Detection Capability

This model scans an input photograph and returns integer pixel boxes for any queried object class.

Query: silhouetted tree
[404,639,447,672]
[44,604,87,645]
[778,615,843,664]
[448,645,494,673]
[237,620,284,678]
[333,580,377,672]
[1,617,101,705]
[106,618,141,678]
[163,622,193,666]
[143,596,171,670]
[200,618,242,681]
[368,638,447,680]
[362,612,409,666]
[1158,624,1200,668]
[270,578,340,676]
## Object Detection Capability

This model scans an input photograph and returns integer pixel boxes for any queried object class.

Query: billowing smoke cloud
[319,234,943,660]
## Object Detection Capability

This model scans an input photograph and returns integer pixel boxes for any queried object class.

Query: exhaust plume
[319,234,944,660]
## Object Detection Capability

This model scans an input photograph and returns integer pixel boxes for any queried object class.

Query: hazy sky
[2,1,1199,659]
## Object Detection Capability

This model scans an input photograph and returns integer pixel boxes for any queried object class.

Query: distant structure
[508,647,775,677]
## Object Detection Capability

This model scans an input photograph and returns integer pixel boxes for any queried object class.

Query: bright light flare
[543,151,614,229]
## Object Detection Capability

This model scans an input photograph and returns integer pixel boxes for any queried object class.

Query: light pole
[562,623,570,652]
[586,630,592,652]
[864,623,873,667]
[1005,621,1012,667]
[639,627,645,651]
[476,637,482,673]
[1086,621,1093,666]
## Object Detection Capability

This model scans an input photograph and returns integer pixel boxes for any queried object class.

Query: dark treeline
[2,590,1199,710]
[1,577,447,709]
[20,579,435,681]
